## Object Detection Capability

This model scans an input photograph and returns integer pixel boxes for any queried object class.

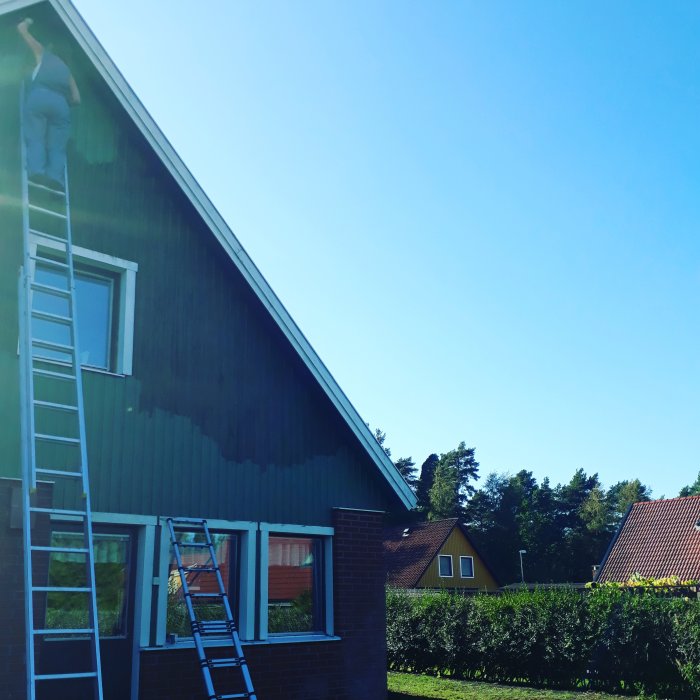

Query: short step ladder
[18,88,104,699]
[167,517,257,700]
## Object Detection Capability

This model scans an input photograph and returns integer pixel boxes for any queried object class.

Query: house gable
[0,0,415,512]
[417,525,499,590]
[0,0,416,519]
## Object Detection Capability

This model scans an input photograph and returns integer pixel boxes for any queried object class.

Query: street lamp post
[519,549,526,584]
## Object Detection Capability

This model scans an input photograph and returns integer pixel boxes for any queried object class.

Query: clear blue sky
[72,0,699,498]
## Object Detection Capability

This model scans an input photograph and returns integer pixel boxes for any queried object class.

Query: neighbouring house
[383,518,499,591]
[0,2,416,699]
[595,495,700,583]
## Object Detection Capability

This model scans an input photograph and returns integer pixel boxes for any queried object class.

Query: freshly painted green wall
[0,5,401,525]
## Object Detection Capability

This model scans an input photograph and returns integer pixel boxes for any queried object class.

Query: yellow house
[383,518,499,591]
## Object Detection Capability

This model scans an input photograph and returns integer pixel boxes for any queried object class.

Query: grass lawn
[388,672,625,700]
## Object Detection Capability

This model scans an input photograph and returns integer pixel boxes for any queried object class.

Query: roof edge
[595,503,633,582]
[1,0,416,510]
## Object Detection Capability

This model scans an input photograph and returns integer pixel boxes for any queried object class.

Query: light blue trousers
[24,86,71,187]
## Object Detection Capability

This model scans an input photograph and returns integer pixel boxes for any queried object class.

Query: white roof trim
[1,0,416,510]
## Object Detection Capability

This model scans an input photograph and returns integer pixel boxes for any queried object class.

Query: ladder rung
[29,180,66,196]
[28,203,67,219]
[36,672,97,681]
[35,433,80,445]
[32,586,91,593]
[33,367,76,381]
[175,542,211,548]
[34,400,78,412]
[29,229,68,245]
[30,506,86,517]
[31,282,71,298]
[34,628,93,635]
[31,310,73,325]
[182,566,218,573]
[30,255,68,269]
[31,545,88,554]
[189,592,225,598]
[195,621,235,635]
[32,339,74,355]
[205,657,242,669]
[215,694,251,699]
[35,468,83,479]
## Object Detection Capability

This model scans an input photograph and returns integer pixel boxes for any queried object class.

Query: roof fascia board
[456,522,500,586]
[594,503,633,582]
[4,0,415,509]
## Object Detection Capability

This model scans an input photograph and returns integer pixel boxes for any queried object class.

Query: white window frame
[459,555,475,579]
[438,554,453,578]
[29,234,138,375]
[259,523,334,641]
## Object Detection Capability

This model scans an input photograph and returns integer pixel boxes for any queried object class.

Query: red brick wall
[139,508,388,700]
[0,479,54,700]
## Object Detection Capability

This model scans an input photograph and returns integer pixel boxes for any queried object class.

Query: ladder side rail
[201,521,257,699]
[62,166,105,700]
[19,81,39,700]
[19,272,37,700]
[166,519,218,699]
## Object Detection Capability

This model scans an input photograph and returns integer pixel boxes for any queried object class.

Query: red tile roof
[598,495,700,583]
[383,519,458,587]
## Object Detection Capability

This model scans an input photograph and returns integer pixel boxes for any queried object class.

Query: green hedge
[386,587,700,698]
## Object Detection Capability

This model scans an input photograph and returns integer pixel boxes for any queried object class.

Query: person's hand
[17,17,34,31]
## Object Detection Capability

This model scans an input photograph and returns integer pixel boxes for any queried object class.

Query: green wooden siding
[0,6,401,524]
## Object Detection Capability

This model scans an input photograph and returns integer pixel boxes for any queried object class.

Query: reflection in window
[33,263,114,370]
[167,532,237,638]
[46,532,130,638]
[438,555,453,577]
[460,556,474,578]
[268,536,324,634]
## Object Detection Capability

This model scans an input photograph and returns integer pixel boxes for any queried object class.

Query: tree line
[376,428,700,584]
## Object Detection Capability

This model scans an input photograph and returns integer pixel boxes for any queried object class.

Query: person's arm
[17,18,43,64]
[69,75,81,105]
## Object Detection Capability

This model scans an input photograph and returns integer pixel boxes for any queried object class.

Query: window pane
[32,264,114,370]
[167,532,234,638]
[438,555,453,577]
[45,532,130,638]
[268,536,324,634]
[75,272,112,369]
[460,556,474,578]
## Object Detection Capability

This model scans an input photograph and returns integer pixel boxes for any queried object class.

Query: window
[45,532,131,638]
[460,556,475,579]
[438,554,453,577]
[267,536,324,634]
[30,235,137,374]
[166,531,238,639]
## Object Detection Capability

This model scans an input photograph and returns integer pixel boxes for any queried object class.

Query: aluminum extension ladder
[167,517,257,700]
[18,90,104,700]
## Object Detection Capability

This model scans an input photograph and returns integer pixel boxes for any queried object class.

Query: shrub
[386,586,700,698]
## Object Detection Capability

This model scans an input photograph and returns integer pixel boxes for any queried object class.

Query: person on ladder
[17,17,80,193]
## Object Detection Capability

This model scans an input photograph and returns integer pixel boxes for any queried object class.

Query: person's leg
[45,92,71,190]
[23,90,48,181]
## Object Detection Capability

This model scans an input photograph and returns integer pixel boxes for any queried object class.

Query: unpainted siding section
[418,527,498,591]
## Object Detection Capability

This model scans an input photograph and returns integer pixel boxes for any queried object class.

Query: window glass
[460,556,474,578]
[438,555,453,577]
[45,532,131,638]
[167,532,236,638]
[33,263,114,370]
[268,536,324,634]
